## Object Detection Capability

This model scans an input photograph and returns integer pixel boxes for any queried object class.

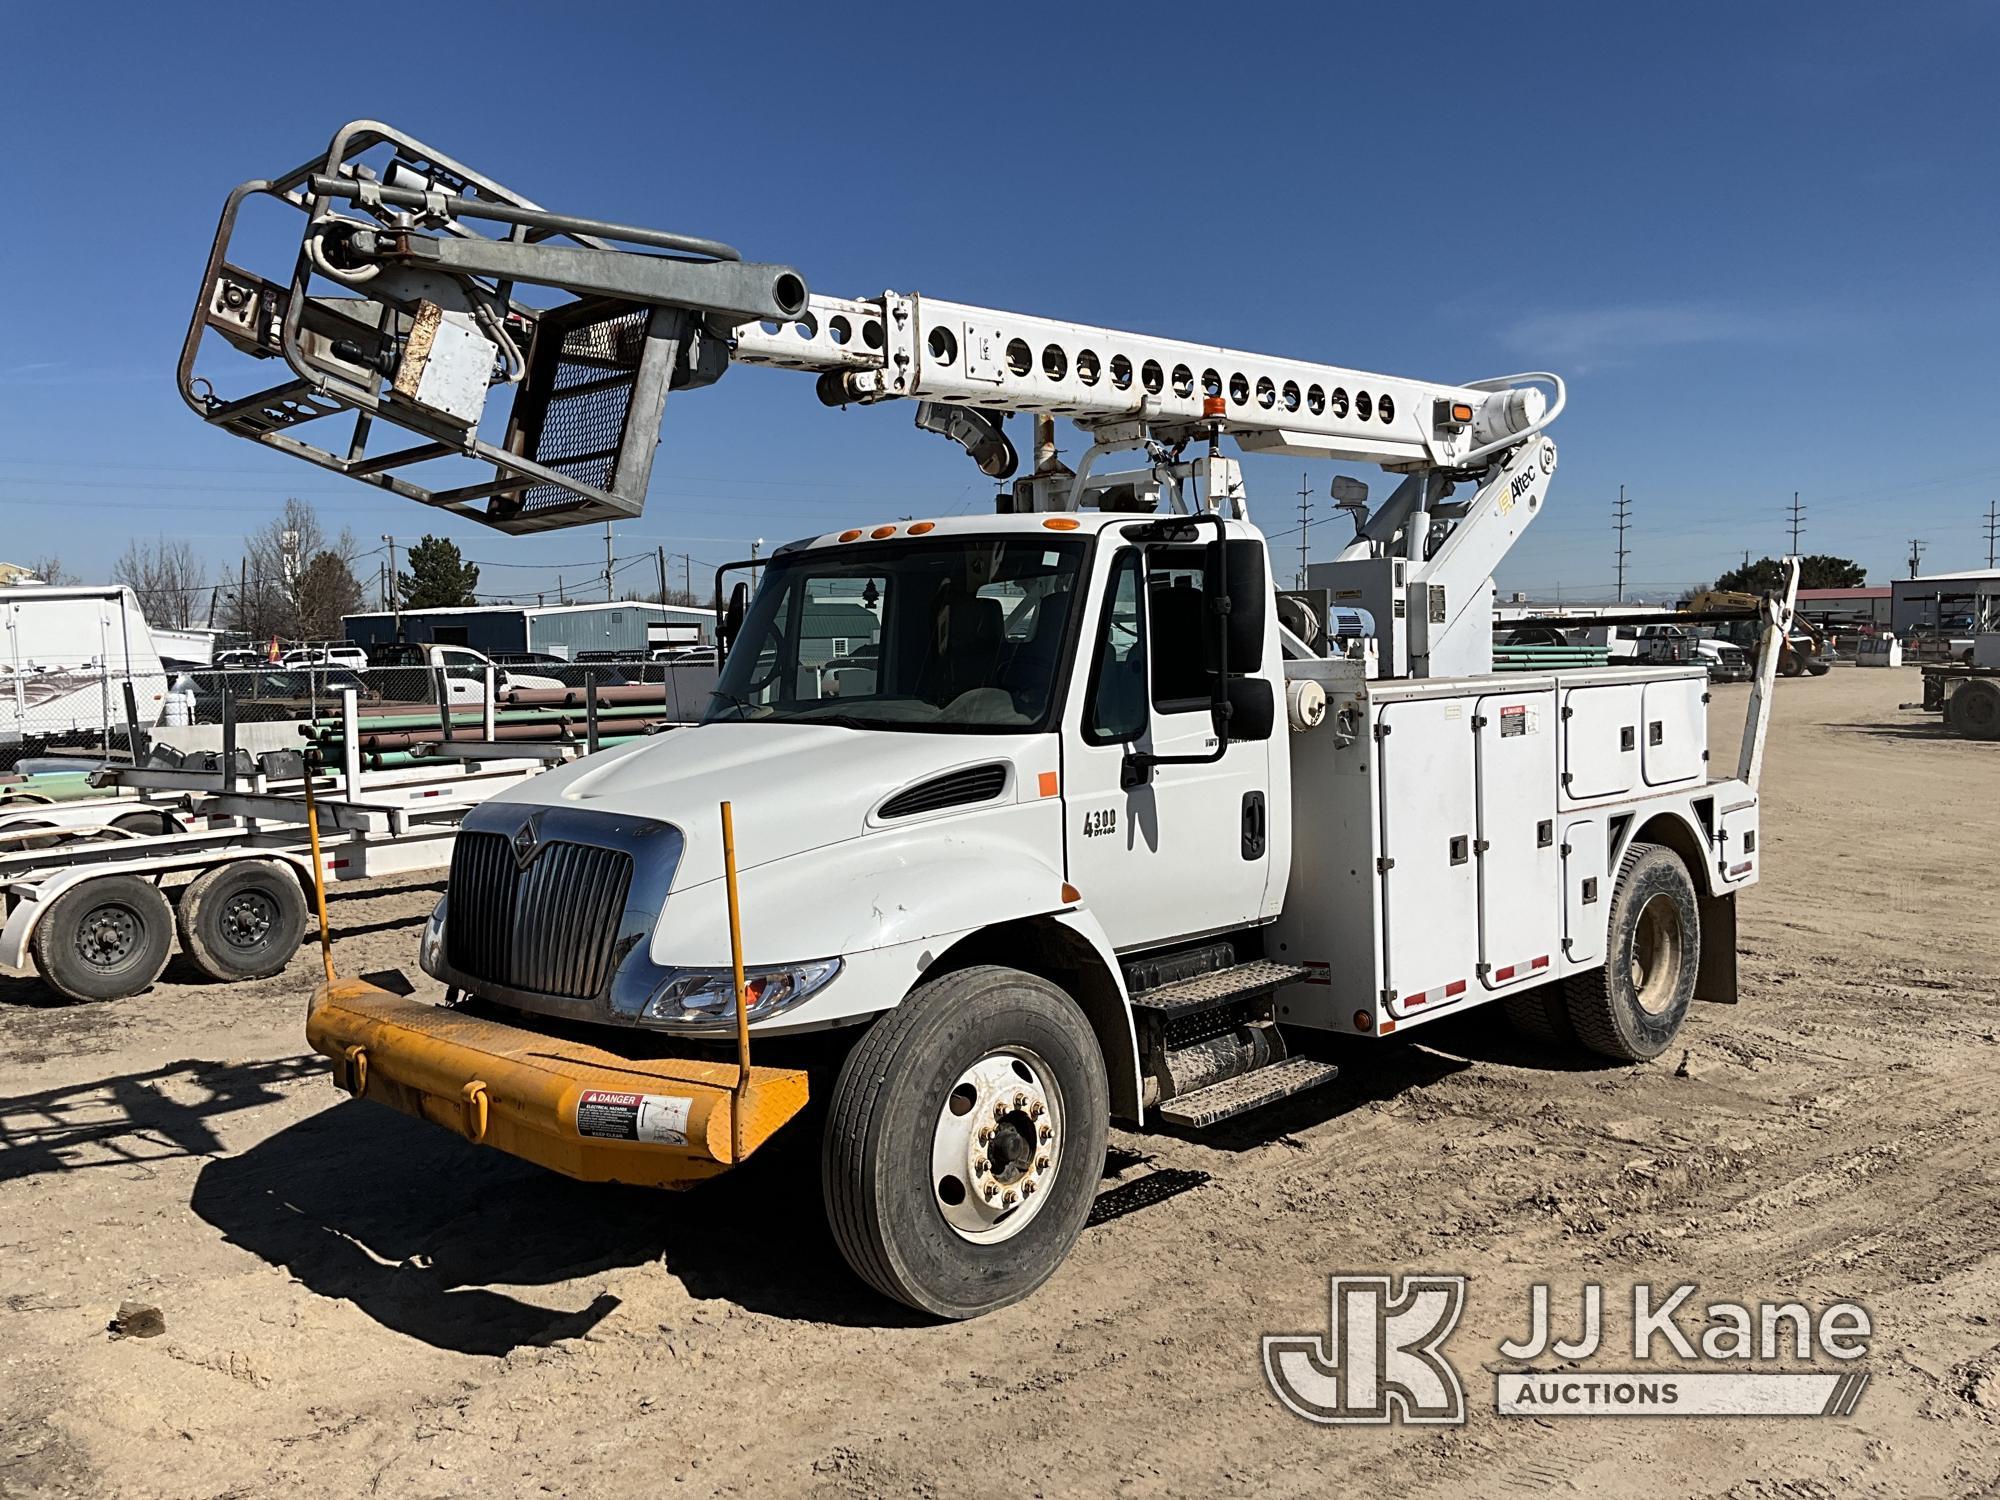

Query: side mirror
[1206,538,1267,670]
[1218,677,1275,743]
[721,581,750,655]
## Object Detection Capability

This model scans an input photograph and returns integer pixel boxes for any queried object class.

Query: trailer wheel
[1562,841,1699,1062]
[175,860,309,983]
[822,965,1109,1320]
[1501,983,1575,1048]
[1951,680,2000,741]
[30,875,175,1002]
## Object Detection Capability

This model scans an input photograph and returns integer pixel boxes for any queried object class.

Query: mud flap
[1695,889,1738,1003]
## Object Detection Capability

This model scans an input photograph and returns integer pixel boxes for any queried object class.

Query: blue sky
[2,2,1995,606]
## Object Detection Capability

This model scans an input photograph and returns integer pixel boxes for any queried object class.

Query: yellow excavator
[1684,590,1831,677]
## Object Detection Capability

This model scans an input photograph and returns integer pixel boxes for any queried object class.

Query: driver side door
[1061,538,1273,953]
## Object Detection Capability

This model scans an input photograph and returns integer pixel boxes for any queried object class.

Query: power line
[1786,491,1806,555]
[1612,484,1631,603]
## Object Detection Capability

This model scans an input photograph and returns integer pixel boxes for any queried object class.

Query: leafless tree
[224,498,364,643]
[26,555,71,586]
[113,536,207,629]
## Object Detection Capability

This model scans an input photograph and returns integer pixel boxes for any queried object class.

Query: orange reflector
[1378,1019,1396,1034]
[1060,883,1081,904]
[1043,516,1080,531]
[870,524,897,539]
[837,529,862,542]
[1037,770,1059,797]
[1452,402,1473,423]
[1202,395,1226,419]
[1352,1010,1374,1032]
[907,521,935,535]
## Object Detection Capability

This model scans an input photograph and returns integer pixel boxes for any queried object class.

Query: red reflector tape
[1445,979,1467,996]
[1531,955,1550,970]
[1495,965,1516,981]
[1728,861,1753,876]
[325,859,349,871]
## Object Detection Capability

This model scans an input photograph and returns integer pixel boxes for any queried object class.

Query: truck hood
[496,721,1046,891]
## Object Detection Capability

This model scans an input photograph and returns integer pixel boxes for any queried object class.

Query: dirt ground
[3,666,1997,1499]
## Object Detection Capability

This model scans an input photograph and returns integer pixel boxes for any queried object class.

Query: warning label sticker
[1499,703,1538,738]
[575,1089,693,1147]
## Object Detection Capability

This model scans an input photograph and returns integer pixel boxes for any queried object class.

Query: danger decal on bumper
[575,1089,694,1147]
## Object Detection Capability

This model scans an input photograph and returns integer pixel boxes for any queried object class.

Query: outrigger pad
[178,121,807,534]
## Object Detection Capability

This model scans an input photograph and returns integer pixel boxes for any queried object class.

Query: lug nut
[1038,1123,1053,1142]
[1013,1092,1029,1110]
[1029,1101,1044,1119]
[983,1183,998,1201]
[1036,1155,1051,1172]
[1003,1190,1017,1207]
[1021,1181,1036,1197]
[994,1102,1007,1121]
[977,1126,993,1144]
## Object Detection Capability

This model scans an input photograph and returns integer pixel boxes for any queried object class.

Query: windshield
[705,536,1086,731]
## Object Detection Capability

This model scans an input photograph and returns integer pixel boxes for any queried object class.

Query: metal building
[1890,570,2000,637]
[343,601,716,657]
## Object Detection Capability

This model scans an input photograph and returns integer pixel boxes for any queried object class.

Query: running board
[1127,959,1313,1021]
[1154,1056,1340,1130]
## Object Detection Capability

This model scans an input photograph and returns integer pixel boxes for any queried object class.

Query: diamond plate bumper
[305,979,809,1189]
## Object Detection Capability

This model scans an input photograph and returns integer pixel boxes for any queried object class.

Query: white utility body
[183,122,1800,1320]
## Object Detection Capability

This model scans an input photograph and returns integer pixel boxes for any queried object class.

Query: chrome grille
[445,831,633,1000]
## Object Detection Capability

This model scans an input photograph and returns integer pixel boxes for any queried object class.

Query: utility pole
[1907,538,1926,579]
[683,552,693,602]
[1985,499,1998,570]
[603,522,615,602]
[382,534,400,638]
[1296,471,1312,589]
[656,546,669,605]
[1786,491,1806,555]
[1613,485,1632,603]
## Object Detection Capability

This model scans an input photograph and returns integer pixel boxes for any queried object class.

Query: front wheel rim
[76,903,142,971]
[930,1048,1062,1244]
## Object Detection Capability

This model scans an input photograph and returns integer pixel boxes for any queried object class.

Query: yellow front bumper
[306,979,810,1189]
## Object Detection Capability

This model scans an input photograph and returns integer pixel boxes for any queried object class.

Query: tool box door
[1560,684,1641,801]
[1377,696,1478,1011]
[1475,692,1559,988]
[1561,817,1606,965]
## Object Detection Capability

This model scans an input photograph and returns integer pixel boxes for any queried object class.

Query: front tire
[1952,680,2000,741]
[823,965,1109,1320]
[1562,841,1700,1061]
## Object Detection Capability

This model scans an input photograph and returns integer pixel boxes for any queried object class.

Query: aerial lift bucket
[177,121,807,534]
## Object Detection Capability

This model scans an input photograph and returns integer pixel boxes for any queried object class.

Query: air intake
[878,764,1009,820]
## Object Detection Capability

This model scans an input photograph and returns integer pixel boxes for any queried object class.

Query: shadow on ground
[0,1055,325,1180]
[189,1097,920,1353]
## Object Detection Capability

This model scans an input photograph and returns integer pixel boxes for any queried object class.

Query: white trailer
[179,122,1802,1319]
[0,585,168,747]
[0,689,570,1001]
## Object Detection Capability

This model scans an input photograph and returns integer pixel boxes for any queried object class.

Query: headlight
[418,896,448,977]
[641,959,842,1027]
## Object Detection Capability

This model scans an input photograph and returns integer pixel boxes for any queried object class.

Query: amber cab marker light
[1353,1009,1375,1032]
[869,524,897,539]
[837,528,862,543]
[1043,516,1081,531]
[907,520,935,535]
[1060,883,1081,904]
